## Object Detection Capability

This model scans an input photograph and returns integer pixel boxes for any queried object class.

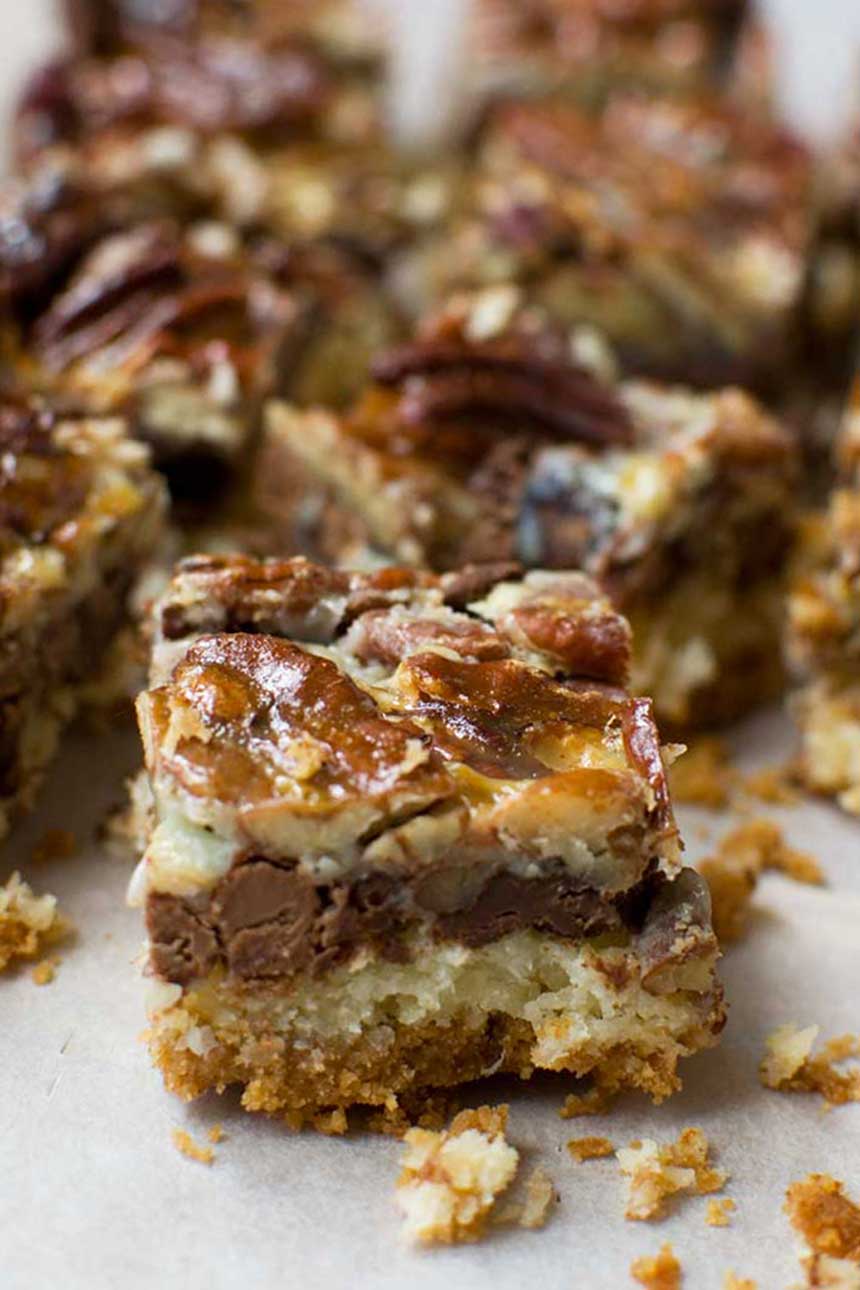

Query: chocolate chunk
[146,890,221,985]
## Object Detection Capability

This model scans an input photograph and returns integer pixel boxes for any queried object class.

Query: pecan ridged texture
[370,336,633,448]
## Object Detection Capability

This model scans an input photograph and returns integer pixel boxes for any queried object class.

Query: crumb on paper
[698,819,823,943]
[568,1135,615,1161]
[172,1128,215,1165]
[723,1275,757,1289]
[617,1127,728,1221]
[707,1198,736,1227]
[741,763,800,806]
[495,1166,557,1230]
[31,828,77,864]
[207,1124,225,1144]
[0,872,69,972]
[396,1105,519,1245]
[761,1026,860,1107]
[559,1085,615,1119]
[630,1243,682,1289]
[670,737,735,807]
[786,1175,860,1286]
[31,957,59,986]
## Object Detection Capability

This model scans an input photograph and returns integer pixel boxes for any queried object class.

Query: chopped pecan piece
[371,337,633,447]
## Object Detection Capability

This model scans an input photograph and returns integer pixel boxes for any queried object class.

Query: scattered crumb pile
[670,739,799,810]
[785,1174,860,1288]
[707,1198,736,1227]
[559,1084,615,1119]
[31,829,76,864]
[568,1135,615,1161]
[630,1242,682,1289]
[0,872,68,972]
[617,1127,728,1221]
[395,1105,520,1245]
[761,1025,860,1107]
[698,819,823,943]
[171,1128,215,1165]
[723,1275,757,1289]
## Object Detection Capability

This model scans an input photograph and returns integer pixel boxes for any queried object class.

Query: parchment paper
[2,708,858,1290]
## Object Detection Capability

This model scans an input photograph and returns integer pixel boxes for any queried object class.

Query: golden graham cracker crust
[144,932,724,1131]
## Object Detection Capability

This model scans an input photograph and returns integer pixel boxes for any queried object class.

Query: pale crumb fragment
[786,1175,860,1286]
[31,957,59,986]
[761,1026,860,1106]
[698,820,823,943]
[207,1125,225,1144]
[568,1135,615,1161]
[723,1274,757,1289]
[670,737,735,807]
[518,1167,557,1230]
[617,1127,728,1221]
[630,1242,682,1289]
[396,1105,519,1245]
[171,1128,215,1165]
[31,828,77,864]
[707,1198,736,1227]
[0,872,69,972]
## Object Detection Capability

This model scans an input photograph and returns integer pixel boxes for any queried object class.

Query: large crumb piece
[761,1026,860,1106]
[698,820,823,943]
[724,1275,757,1289]
[785,1174,860,1263]
[396,1105,519,1245]
[171,1128,215,1165]
[0,873,67,972]
[617,1127,728,1221]
[568,1136,615,1161]
[630,1243,682,1289]
[670,738,735,807]
[707,1198,736,1227]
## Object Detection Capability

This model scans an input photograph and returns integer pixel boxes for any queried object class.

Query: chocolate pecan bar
[132,554,724,1128]
[0,396,165,840]
[260,289,798,727]
[2,202,400,497]
[404,90,812,395]
[789,389,860,813]
[472,0,753,101]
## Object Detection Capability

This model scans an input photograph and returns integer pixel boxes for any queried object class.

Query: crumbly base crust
[145,933,724,1131]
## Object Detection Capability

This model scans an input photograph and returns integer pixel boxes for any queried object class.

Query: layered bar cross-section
[133,554,724,1128]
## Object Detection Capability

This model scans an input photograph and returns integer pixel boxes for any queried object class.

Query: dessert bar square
[406,89,812,395]
[0,396,165,840]
[472,0,754,101]
[790,389,860,813]
[260,289,798,727]
[1,201,400,497]
[134,554,724,1129]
